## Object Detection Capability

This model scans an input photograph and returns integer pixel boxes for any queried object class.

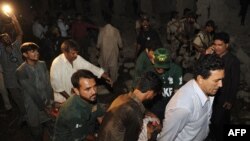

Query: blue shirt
[158,79,214,141]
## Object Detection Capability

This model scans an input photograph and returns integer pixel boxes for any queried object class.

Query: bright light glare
[2,4,12,16]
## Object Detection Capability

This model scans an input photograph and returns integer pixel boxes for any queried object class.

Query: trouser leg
[0,72,12,110]
[30,126,43,141]
[8,88,25,116]
[211,103,231,141]
[109,66,118,83]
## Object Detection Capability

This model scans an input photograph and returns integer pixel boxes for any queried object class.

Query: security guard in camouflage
[166,11,183,59]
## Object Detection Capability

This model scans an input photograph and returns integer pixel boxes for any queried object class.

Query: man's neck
[132,90,144,102]
[26,59,37,66]
[219,50,228,57]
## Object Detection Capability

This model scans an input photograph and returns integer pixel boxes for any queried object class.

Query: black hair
[75,12,82,17]
[193,54,224,79]
[74,13,82,20]
[103,13,112,24]
[71,69,96,89]
[183,8,191,17]
[170,11,179,19]
[135,71,162,94]
[20,42,39,54]
[214,32,230,44]
[61,39,79,52]
[57,12,64,19]
[205,20,216,29]
[186,11,196,18]
[140,14,150,22]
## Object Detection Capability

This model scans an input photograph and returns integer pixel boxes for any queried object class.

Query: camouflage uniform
[175,17,200,70]
[166,19,183,59]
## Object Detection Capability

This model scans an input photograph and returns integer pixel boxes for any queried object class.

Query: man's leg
[8,88,26,118]
[0,72,12,110]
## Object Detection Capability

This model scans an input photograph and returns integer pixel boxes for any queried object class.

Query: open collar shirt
[50,54,104,103]
[158,79,214,141]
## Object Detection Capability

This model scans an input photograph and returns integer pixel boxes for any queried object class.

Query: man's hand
[145,116,162,140]
[101,72,113,87]
[205,46,214,54]
[105,77,113,87]
[9,13,17,21]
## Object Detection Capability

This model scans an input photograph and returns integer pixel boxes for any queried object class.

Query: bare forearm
[101,72,113,86]
[11,14,23,40]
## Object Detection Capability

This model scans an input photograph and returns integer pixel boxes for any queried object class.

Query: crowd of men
[0,5,245,141]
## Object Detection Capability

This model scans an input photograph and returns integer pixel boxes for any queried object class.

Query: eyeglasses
[8,52,18,63]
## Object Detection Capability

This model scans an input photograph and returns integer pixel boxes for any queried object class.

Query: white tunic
[50,54,104,103]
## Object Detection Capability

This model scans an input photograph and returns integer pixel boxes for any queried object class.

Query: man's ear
[197,75,205,84]
[145,90,154,99]
[73,88,80,95]
[225,43,229,49]
[23,52,28,58]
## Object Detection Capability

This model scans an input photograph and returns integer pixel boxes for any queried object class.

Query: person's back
[97,23,122,82]
[98,71,162,141]
[98,94,144,141]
